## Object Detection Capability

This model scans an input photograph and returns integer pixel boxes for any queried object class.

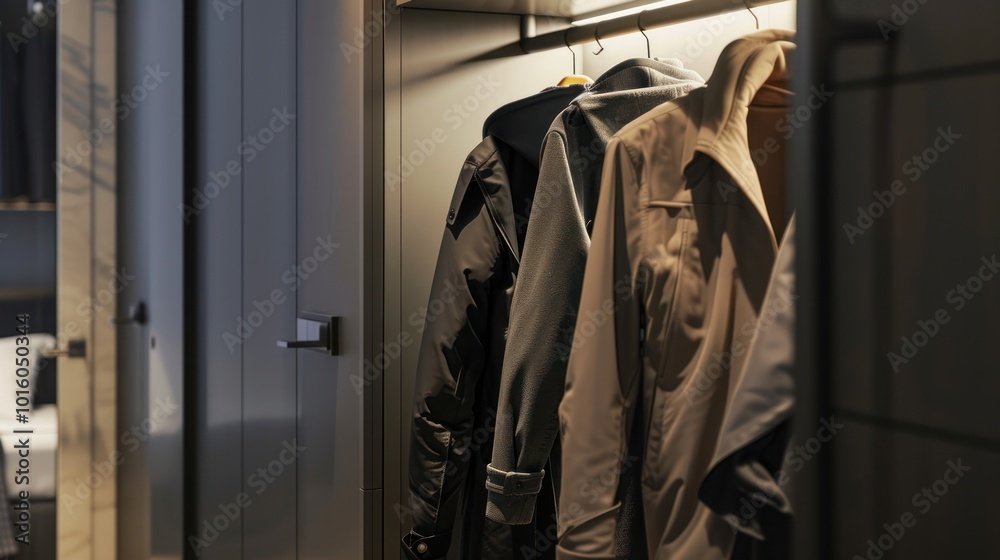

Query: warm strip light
[571,0,694,26]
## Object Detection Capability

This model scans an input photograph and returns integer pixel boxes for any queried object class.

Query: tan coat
[557,30,796,559]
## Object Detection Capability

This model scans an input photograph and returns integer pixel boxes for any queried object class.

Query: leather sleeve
[557,139,643,559]
[403,164,501,558]
[486,131,589,525]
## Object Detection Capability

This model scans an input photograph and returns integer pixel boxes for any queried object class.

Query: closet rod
[520,0,790,54]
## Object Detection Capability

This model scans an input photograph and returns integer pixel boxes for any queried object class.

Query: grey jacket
[556,30,796,559]
[485,58,704,530]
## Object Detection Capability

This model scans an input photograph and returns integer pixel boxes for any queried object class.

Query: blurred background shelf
[0,201,56,212]
[0,288,56,300]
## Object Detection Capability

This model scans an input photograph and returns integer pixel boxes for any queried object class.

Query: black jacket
[402,84,586,560]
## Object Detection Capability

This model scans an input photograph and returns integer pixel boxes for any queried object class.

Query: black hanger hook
[743,0,760,30]
[638,10,651,58]
[592,21,605,56]
[564,29,576,74]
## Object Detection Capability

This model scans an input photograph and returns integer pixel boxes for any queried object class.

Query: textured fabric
[556,30,796,559]
[403,84,586,560]
[486,59,704,532]
[700,217,796,550]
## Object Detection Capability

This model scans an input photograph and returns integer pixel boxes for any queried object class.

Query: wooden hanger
[558,75,593,86]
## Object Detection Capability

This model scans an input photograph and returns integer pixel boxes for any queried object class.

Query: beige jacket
[557,30,795,559]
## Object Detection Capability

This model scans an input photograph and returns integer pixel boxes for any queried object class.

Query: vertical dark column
[189,0,245,557]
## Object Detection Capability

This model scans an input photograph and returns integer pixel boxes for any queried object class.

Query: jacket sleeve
[485,131,590,525]
[403,165,501,559]
[556,138,643,559]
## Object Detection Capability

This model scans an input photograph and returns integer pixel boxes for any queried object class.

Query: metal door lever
[40,339,87,358]
[276,340,327,349]
[108,302,147,325]
[276,313,339,355]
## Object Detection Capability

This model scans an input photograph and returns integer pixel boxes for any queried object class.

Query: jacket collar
[575,57,704,141]
[447,136,523,265]
[683,29,795,247]
[483,84,587,167]
[587,57,703,94]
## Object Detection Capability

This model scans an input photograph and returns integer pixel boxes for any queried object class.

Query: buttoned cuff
[484,463,544,525]
[401,531,450,560]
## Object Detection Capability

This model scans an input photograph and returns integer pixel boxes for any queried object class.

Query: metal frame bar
[791,2,888,558]
[519,0,791,53]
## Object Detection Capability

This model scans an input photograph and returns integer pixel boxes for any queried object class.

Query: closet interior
[383,1,798,558]
[376,0,1000,558]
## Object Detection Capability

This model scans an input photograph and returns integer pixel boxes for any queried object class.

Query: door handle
[40,339,87,358]
[108,302,147,326]
[276,313,339,355]
[277,340,327,349]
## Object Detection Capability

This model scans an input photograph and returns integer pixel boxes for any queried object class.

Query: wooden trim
[56,0,117,557]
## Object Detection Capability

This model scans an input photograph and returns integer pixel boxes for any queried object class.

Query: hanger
[557,29,593,86]
[565,29,576,74]
[638,10,651,58]
[743,0,760,30]
[592,21,605,56]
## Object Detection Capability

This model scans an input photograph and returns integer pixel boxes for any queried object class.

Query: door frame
[55,0,118,558]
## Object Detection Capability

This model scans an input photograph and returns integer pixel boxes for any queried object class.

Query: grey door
[296,0,380,558]
[192,0,380,558]
[117,0,185,558]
